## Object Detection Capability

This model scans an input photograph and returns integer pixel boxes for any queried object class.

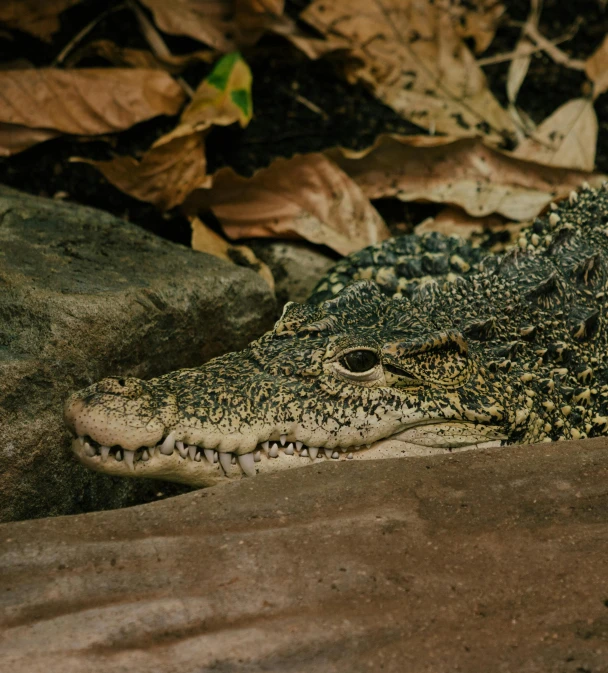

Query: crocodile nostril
[118,379,126,386]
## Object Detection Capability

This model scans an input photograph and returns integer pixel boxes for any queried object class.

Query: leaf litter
[0,0,606,274]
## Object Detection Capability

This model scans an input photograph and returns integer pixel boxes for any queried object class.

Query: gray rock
[248,240,336,307]
[1,437,607,672]
[0,186,276,522]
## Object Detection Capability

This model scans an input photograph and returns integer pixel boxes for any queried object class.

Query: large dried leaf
[75,133,210,210]
[185,154,390,256]
[585,35,608,99]
[0,68,186,156]
[300,0,516,144]
[0,0,80,41]
[191,216,274,290]
[514,98,598,171]
[325,134,606,221]
[139,0,287,51]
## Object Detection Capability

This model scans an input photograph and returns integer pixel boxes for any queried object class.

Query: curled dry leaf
[74,133,211,211]
[184,153,390,256]
[325,134,606,221]
[0,0,81,41]
[0,68,186,156]
[78,52,252,209]
[585,35,608,99]
[415,206,526,249]
[300,0,515,144]
[514,98,598,172]
[191,216,274,290]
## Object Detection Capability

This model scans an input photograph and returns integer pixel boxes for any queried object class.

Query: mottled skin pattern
[65,185,608,486]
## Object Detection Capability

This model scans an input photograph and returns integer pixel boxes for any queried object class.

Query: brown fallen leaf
[0,68,186,156]
[415,206,526,249]
[77,52,252,209]
[191,216,274,290]
[65,38,214,73]
[0,0,81,41]
[585,34,608,99]
[300,0,516,144]
[139,0,288,51]
[74,133,210,211]
[325,134,606,221]
[506,0,539,109]
[184,153,390,256]
[514,98,598,172]
[451,0,505,54]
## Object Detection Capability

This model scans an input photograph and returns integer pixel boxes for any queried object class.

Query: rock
[248,240,336,307]
[1,438,607,672]
[0,186,276,522]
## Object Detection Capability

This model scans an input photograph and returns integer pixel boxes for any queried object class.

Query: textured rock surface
[250,240,336,306]
[1,438,607,672]
[0,186,276,522]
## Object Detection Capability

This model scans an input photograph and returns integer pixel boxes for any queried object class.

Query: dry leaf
[191,216,274,290]
[0,68,186,156]
[451,0,505,54]
[300,0,516,144]
[585,35,608,98]
[74,133,210,211]
[514,98,598,171]
[184,153,390,256]
[139,0,286,51]
[76,54,252,209]
[170,51,253,138]
[415,206,526,247]
[0,0,81,41]
[325,134,606,221]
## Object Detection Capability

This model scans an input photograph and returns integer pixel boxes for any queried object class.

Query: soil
[0,0,607,248]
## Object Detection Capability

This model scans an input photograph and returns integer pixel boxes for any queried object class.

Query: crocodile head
[65,280,517,486]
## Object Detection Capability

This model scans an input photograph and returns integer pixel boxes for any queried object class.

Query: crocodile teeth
[347,453,353,459]
[324,448,332,459]
[83,442,96,457]
[295,441,303,450]
[261,441,270,451]
[149,446,157,458]
[308,447,319,460]
[269,443,279,458]
[238,453,256,477]
[123,449,135,471]
[115,449,123,461]
[285,443,295,455]
[254,450,261,462]
[188,445,197,461]
[203,448,215,463]
[160,432,176,455]
[280,434,287,446]
[141,450,150,461]
[100,446,110,462]
[331,451,340,459]
[176,441,188,459]
[218,452,233,473]
[300,448,309,457]
[194,452,201,461]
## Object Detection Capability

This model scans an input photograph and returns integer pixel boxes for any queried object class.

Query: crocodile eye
[340,350,379,373]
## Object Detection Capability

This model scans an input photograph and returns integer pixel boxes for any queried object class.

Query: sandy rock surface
[1,438,607,672]
[0,186,276,522]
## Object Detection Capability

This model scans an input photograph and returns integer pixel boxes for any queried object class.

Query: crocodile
[65,184,608,487]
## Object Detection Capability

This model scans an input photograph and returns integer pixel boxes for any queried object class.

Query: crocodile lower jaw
[72,430,504,488]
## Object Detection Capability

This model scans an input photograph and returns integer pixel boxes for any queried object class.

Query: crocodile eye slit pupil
[340,350,379,373]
